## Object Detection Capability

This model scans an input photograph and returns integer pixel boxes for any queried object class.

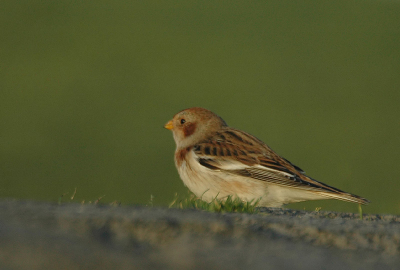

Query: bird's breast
[175,146,192,167]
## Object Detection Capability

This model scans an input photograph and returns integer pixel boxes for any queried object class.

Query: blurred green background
[1,1,399,214]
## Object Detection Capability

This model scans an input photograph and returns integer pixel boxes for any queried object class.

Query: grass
[169,192,261,214]
[58,188,260,214]
[57,187,120,206]
[58,188,367,218]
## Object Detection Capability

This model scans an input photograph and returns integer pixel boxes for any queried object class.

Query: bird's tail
[320,191,370,205]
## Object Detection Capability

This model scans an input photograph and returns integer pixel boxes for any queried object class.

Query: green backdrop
[1,1,399,214]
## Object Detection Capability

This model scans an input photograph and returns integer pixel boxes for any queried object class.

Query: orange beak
[164,120,174,130]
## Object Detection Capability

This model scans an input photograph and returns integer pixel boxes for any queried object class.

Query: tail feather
[320,192,370,205]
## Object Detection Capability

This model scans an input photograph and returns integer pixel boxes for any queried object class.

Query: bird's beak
[164,120,174,130]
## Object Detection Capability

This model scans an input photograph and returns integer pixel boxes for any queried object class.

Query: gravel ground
[0,200,399,270]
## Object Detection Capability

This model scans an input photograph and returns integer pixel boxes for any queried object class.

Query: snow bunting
[164,107,370,207]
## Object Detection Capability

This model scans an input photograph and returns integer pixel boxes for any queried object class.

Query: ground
[1,200,399,269]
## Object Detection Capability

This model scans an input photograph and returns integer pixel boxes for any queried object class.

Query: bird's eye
[180,119,186,124]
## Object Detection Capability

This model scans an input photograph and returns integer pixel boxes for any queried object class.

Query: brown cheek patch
[183,122,197,137]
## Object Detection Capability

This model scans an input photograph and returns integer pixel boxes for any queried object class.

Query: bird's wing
[192,128,369,204]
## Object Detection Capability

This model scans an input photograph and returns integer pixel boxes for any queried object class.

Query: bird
[164,107,370,207]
